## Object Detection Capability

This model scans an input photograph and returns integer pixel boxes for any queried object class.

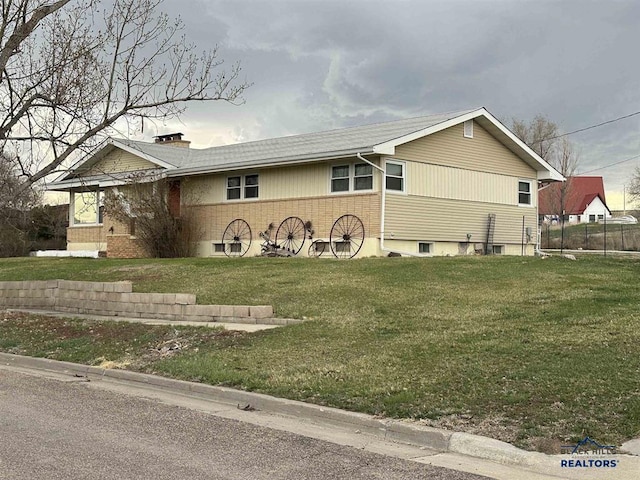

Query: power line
[531,109,640,144]
[577,153,640,175]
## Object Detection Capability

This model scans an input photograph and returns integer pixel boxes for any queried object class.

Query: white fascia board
[479,110,565,182]
[373,107,565,182]
[47,172,166,191]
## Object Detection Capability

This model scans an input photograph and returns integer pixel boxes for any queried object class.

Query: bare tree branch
[0,0,249,191]
[512,116,579,222]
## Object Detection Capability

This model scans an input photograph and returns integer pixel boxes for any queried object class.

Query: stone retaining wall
[0,280,280,324]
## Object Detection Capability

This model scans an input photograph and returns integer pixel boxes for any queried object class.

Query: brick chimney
[154,132,191,148]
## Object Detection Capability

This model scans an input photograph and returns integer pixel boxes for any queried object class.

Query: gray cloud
[151,0,640,207]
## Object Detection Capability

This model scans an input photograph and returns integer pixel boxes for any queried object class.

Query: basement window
[418,242,432,254]
[213,243,225,253]
[334,241,350,253]
[492,245,504,255]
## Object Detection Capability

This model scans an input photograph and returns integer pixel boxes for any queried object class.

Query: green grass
[1,255,640,452]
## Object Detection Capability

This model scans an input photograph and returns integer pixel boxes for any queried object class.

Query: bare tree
[626,167,640,207]
[512,115,559,162]
[512,116,579,218]
[512,116,580,252]
[0,154,40,256]
[0,0,249,190]
[103,177,203,257]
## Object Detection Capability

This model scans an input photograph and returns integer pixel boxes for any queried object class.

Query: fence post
[547,224,550,248]
[560,212,565,255]
[603,215,607,257]
[585,223,588,250]
[621,224,625,251]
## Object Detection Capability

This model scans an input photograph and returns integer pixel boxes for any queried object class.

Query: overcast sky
[138,0,640,210]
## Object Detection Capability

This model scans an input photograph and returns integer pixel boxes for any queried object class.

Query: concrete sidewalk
[6,308,281,332]
[1,353,637,480]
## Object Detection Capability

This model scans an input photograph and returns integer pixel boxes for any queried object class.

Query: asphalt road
[0,369,489,480]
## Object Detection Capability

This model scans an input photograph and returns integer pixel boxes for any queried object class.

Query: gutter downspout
[357,153,430,257]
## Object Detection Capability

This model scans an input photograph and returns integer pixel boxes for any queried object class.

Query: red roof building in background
[539,176,611,224]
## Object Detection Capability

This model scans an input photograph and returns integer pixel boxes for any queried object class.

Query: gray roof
[116,109,476,173]
[48,107,564,189]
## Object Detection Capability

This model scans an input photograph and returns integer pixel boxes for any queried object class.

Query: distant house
[539,176,611,224]
[47,107,563,258]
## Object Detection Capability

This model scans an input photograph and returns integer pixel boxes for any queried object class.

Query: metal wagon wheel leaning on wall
[330,214,365,259]
[222,218,252,257]
[275,216,307,255]
[308,239,326,257]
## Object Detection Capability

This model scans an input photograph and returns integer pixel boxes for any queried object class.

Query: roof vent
[154,132,191,148]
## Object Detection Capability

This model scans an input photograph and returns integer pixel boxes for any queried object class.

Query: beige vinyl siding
[395,121,536,178]
[406,162,536,207]
[183,160,381,204]
[79,150,157,177]
[385,195,536,244]
[261,163,331,199]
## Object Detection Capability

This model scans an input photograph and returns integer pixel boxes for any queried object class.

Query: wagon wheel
[275,216,306,255]
[308,239,326,257]
[222,219,252,257]
[330,214,365,259]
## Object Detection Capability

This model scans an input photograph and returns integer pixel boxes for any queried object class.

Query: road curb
[0,352,625,470]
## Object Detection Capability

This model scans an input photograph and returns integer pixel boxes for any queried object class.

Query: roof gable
[49,107,563,190]
[48,139,186,189]
[539,176,609,215]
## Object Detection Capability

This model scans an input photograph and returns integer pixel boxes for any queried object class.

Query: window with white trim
[245,174,259,198]
[227,174,259,200]
[385,161,405,192]
[330,163,374,193]
[71,190,103,226]
[518,180,532,205]
[354,163,373,190]
[331,165,350,192]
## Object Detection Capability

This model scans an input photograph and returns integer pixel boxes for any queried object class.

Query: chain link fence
[540,222,640,251]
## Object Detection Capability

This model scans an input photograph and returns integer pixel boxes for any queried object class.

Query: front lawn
[1,255,639,452]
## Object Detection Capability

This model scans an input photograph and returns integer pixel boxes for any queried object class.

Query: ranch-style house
[48,107,564,258]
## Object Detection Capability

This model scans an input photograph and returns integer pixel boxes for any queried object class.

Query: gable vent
[463,120,473,138]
